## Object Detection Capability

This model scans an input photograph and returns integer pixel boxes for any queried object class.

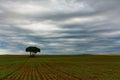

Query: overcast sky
[0,0,120,55]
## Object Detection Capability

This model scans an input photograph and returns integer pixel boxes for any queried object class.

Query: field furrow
[1,55,120,80]
[41,63,80,80]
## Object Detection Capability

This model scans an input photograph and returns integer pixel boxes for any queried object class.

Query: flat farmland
[0,55,120,80]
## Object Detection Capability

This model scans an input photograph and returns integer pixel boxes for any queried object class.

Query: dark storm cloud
[0,0,120,54]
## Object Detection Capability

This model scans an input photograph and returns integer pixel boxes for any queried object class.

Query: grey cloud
[0,0,120,54]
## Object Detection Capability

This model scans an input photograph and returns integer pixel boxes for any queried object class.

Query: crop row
[2,61,81,80]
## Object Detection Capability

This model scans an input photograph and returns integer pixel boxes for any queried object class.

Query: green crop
[0,55,120,80]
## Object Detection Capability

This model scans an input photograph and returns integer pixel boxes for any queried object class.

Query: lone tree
[26,46,40,57]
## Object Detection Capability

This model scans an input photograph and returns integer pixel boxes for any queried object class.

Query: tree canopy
[26,46,40,57]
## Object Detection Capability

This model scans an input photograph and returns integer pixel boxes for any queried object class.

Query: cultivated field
[0,55,120,80]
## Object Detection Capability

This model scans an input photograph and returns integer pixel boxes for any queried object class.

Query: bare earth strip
[2,59,29,80]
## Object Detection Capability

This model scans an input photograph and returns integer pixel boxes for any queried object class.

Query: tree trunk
[30,52,31,56]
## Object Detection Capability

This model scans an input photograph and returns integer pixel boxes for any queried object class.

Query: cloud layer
[0,0,120,54]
